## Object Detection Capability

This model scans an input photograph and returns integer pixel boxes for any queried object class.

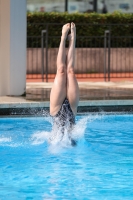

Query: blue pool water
[0,114,133,199]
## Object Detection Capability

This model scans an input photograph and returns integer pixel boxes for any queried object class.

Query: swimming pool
[0,114,133,199]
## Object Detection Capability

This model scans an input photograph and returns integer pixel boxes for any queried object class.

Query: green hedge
[27,12,133,47]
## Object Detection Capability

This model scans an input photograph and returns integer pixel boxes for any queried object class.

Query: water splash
[0,137,12,143]
[0,114,101,148]
[30,131,49,145]
[30,115,96,148]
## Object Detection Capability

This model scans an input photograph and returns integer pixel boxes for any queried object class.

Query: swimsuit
[50,98,76,146]
[53,98,75,128]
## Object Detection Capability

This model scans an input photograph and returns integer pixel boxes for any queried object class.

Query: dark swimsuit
[53,98,75,127]
[51,98,76,146]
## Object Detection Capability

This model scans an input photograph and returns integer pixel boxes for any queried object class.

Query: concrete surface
[0,81,133,108]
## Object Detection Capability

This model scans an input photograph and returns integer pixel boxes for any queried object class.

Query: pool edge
[0,99,133,116]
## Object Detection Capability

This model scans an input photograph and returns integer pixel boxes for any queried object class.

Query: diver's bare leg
[67,23,79,115]
[50,23,70,116]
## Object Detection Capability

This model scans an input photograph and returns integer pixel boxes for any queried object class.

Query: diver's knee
[67,67,75,75]
[57,65,66,74]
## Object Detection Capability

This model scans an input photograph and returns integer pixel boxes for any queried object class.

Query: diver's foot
[62,23,70,40]
[71,22,76,40]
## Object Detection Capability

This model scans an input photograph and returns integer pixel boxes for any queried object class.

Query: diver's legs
[50,23,70,116]
[67,23,79,115]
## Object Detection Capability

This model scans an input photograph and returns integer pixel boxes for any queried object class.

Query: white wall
[0,0,26,96]
[106,0,133,13]
[27,0,133,13]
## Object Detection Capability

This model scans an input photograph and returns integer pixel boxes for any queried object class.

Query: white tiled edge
[0,100,133,109]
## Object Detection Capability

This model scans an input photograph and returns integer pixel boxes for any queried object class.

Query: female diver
[50,23,79,145]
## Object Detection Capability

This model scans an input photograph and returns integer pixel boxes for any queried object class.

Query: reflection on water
[26,88,133,101]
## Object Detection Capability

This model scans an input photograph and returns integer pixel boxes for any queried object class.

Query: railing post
[104,31,107,81]
[41,30,46,82]
[108,30,111,82]
[46,25,48,83]
[104,30,111,82]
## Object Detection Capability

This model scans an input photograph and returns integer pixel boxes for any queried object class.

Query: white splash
[0,114,101,149]
[30,131,50,145]
[0,137,12,143]
[30,115,92,149]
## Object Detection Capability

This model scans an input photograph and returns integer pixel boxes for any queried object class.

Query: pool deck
[0,81,133,109]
